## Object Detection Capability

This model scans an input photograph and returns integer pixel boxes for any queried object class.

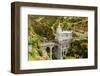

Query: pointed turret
[56,23,62,33]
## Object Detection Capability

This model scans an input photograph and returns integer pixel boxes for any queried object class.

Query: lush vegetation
[28,15,88,60]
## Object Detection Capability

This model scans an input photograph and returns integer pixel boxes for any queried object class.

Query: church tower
[55,23,62,41]
[56,23,62,33]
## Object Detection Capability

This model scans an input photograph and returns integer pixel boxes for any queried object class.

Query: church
[40,23,72,59]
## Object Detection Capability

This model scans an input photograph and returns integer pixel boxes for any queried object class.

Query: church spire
[56,22,62,33]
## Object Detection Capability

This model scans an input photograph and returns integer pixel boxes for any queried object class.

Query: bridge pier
[49,46,53,60]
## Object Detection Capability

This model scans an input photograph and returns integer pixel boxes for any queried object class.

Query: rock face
[41,23,72,59]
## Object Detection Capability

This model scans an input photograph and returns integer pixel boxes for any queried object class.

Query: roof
[40,42,55,47]
[60,31,72,33]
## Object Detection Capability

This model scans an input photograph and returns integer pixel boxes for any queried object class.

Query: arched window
[52,46,58,59]
[46,47,50,53]
[46,47,50,57]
